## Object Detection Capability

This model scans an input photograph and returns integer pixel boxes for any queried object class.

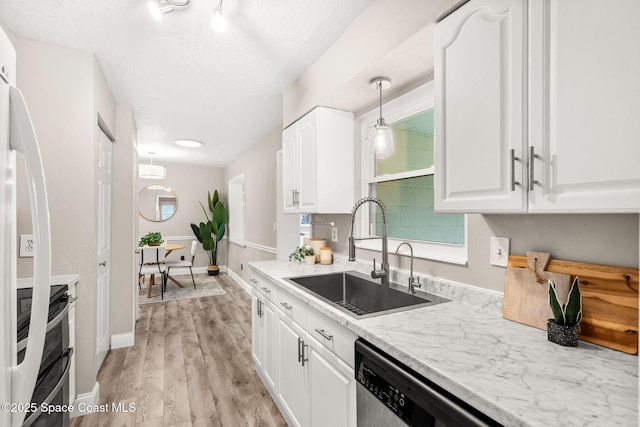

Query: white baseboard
[111,331,134,349]
[69,382,100,418]
[225,267,251,295]
[170,266,226,276]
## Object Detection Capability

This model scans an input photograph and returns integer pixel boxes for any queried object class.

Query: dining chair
[165,240,198,289]
[138,246,167,299]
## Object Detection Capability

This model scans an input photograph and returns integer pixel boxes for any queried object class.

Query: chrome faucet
[348,197,389,286]
[395,242,421,294]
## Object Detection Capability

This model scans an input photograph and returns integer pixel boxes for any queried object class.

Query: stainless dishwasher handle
[314,328,333,341]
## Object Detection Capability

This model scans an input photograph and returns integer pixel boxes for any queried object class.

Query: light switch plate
[490,236,510,267]
[19,234,35,258]
[331,227,338,243]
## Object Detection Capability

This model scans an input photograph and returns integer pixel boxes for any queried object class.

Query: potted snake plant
[547,276,582,347]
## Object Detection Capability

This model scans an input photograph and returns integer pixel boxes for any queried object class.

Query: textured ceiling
[0,0,376,166]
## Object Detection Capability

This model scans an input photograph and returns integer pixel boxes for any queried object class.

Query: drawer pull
[261,287,271,294]
[280,302,292,311]
[250,278,257,284]
[314,328,333,341]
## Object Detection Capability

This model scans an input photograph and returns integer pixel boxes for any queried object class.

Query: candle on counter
[320,247,333,265]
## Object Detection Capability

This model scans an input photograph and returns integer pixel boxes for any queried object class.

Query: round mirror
[138,184,178,222]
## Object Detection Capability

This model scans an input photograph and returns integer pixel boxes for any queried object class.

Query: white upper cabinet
[435,0,640,213]
[282,106,355,214]
[528,0,640,212]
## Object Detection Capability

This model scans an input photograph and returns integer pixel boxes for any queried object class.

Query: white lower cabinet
[252,290,277,391]
[250,270,357,427]
[308,340,356,427]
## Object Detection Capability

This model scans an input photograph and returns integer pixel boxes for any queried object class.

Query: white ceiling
[0,0,376,167]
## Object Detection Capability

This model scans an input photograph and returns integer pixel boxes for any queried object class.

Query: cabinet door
[68,305,76,405]
[282,124,299,213]
[251,294,264,371]
[434,0,527,212]
[262,299,277,391]
[309,344,356,427]
[528,0,640,212]
[297,112,318,212]
[276,315,309,427]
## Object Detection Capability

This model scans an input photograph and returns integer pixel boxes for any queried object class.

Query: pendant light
[370,77,394,159]
[211,0,228,32]
[139,152,166,180]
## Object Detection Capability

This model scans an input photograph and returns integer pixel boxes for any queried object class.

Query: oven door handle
[21,348,73,427]
[9,85,52,427]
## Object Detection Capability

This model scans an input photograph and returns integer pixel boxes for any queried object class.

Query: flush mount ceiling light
[148,0,190,22]
[139,152,167,179]
[211,0,228,32]
[174,139,204,148]
[370,77,395,159]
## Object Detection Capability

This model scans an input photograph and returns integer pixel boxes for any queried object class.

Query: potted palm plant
[190,190,227,275]
[548,276,582,347]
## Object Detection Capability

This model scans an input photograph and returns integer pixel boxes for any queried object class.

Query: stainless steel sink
[284,270,449,319]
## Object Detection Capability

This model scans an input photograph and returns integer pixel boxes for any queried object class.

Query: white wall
[138,162,225,269]
[224,128,282,283]
[14,36,123,397]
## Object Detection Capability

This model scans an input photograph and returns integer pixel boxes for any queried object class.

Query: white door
[96,128,112,368]
[434,0,527,213]
[276,316,309,427]
[282,125,299,213]
[528,0,640,212]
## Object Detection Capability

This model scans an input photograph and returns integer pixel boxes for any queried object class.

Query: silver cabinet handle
[298,337,308,366]
[256,298,263,318]
[261,287,271,294]
[250,278,257,284]
[529,146,540,192]
[99,261,107,267]
[510,149,521,191]
[280,302,292,311]
[314,328,333,341]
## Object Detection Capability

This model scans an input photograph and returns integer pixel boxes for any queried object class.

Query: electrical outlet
[331,227,338,243]
[19,234,34,258]
[490,236,510,267]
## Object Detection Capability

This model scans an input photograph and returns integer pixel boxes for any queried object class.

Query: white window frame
[357,81,468,265]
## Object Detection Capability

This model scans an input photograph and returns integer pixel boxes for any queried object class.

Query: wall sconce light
[370,77,394,159]
[139,152,166,179]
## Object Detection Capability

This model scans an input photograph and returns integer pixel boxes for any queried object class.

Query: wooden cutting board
[503,252,639,354]
[503,252,572,330]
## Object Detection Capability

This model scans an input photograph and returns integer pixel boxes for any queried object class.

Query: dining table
[143,243,185,298]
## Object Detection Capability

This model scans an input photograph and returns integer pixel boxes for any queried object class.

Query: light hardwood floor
[70,274,287,427]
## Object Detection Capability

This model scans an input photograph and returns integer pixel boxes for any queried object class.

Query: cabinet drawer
[277,291,307,330]
[307,308,357,368]
[250,273,277,302]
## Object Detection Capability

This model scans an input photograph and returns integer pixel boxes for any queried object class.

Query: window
[358,82,467,264]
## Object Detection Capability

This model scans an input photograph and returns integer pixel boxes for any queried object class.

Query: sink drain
[334,300,368,316]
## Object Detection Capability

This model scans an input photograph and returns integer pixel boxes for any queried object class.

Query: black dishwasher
[355,339,502,427]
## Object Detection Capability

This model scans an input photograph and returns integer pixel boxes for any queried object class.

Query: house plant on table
[548,276,582,347]
[191,190,227,276]
[289,245,315,264]
[139,231,163,247]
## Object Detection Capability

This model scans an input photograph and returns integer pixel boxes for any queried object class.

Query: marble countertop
[249,258,638,427]
[17,274,80,289]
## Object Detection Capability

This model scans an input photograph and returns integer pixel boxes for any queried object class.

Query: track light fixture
[211,0,228,32]
[148,0,190,22]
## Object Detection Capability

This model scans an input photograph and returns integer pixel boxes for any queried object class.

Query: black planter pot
[547,319,579,347]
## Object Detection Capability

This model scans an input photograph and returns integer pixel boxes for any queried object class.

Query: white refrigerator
[0,25,53,427]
